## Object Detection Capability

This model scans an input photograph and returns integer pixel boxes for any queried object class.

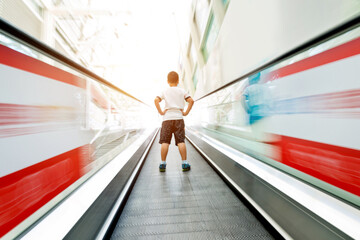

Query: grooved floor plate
[110,135,274,239]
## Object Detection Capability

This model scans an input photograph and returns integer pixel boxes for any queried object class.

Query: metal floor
[110,135,274,239]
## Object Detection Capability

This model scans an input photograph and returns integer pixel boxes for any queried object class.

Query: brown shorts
[159,120,185,146]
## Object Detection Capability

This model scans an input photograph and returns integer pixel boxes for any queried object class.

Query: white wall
[193,0,360,99]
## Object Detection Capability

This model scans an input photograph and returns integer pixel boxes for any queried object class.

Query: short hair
[167,71,179,84]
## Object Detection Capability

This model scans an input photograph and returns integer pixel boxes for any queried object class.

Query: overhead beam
[49,8,132,16]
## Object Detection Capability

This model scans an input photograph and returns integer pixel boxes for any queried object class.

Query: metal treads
[110,136,273,239]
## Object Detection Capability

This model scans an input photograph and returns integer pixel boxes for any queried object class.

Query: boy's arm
[182,97,194,116]
[154,97,165,115]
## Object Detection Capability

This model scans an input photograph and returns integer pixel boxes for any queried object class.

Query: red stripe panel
[265,37,360,81]
[279,136,360,197]
[0,145,92,238]
[0,44,86,89]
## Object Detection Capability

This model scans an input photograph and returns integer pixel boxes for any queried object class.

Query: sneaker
[159,163,166,172]
[182,163,191,172]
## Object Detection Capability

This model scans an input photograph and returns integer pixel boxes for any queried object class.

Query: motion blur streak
[0,145,90,237]
[278,136,360,196]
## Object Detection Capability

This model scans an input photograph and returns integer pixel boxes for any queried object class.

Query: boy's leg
[174,120,186,160]
[159,121,172,172]
[161,143,170,161]
[178,142,190,171]
[177,142,187,160]
[174,120,190,171]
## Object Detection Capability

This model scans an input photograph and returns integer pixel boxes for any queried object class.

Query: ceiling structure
[38,0,191,103]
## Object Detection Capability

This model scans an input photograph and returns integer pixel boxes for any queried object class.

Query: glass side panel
[0,32,157,238]
[188,25,360,207]
[201,13,220,62]
[194,0,210,36]
[192,64,199,90]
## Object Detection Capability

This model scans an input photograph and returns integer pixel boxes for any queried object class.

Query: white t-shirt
[157,86,191,121]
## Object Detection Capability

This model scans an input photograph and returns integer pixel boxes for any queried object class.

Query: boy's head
[167,71,179,85]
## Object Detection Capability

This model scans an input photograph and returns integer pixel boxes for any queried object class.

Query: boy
[154,71,194,172]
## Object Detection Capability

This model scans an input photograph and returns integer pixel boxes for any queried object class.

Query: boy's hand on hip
[160,109,168,115]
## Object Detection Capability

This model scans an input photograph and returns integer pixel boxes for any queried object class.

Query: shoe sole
[159,168,166,172]
[182,168,191,172]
